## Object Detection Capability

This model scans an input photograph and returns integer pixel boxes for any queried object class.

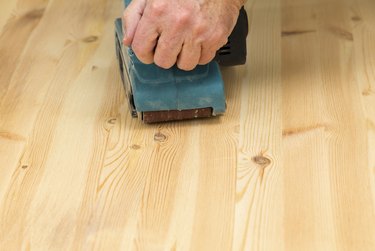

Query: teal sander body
[115,0,248,123]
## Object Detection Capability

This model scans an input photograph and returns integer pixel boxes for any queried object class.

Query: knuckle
[219,37,229,47]
[193,23,208,39]
[132,43,148,59]
[197,27,229,50]
[192,19,211,39]
[199,50,216,65]
[174,12,190,27]
[155,57,173,69]
[131,41,141,54]
[208,29,229,49]
[149,1,167,16]
[154,51,174,69]
[157,40,170,51]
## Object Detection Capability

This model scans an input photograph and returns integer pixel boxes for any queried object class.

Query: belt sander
[115,0,248,123]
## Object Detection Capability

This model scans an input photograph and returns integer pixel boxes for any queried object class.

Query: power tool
[115,0,248,123]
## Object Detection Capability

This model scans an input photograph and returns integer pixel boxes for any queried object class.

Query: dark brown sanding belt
[142,108,213,123]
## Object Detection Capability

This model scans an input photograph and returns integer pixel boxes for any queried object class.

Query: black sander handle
[214,7,248,66]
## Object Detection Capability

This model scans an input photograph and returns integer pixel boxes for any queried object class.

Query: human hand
[122,0,244,71]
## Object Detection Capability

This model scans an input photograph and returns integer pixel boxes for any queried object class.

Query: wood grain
[0,0,375,250]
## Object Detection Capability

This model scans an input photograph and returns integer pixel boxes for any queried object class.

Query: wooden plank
[281,1,334,249]
[0,0,122,249]
[352,0,375,239]
[282,0,375,250]
[0,0,51,230]
[315,1,375,249]
[232,0,284,250]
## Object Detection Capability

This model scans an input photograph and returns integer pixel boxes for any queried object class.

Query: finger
[131,17,159,64]
[154,33,184,69]
[199,36,228,65]
[198,46,217,65]
[198,27,229,65]
[177,41,201,71]
[122,0,147,46]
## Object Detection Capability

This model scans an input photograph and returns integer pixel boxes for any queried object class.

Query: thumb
[122,0,147,46]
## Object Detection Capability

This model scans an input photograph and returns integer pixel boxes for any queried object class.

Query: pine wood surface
[0,0,375,250]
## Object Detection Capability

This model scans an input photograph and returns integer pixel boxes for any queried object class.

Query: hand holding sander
[114,0,248,123]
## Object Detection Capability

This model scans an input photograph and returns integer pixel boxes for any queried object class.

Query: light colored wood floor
[1,0,375,250]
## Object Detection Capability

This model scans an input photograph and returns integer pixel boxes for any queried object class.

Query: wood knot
[351,16,362,22]
[24,8,45,20]
[252,152,271,182]
[107,118,117,125]
[21,165,28,169]
[82,35,98,43]
[0,131,26,141]
[281,29,316,37]
[130,144,141,150]
[103,118,117,131]
[362,88,373,96]
[252,155,271,167]
[328,26,353,41]
[154,132,167,142]
[64,39,72,47]
[91,65,98,71]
